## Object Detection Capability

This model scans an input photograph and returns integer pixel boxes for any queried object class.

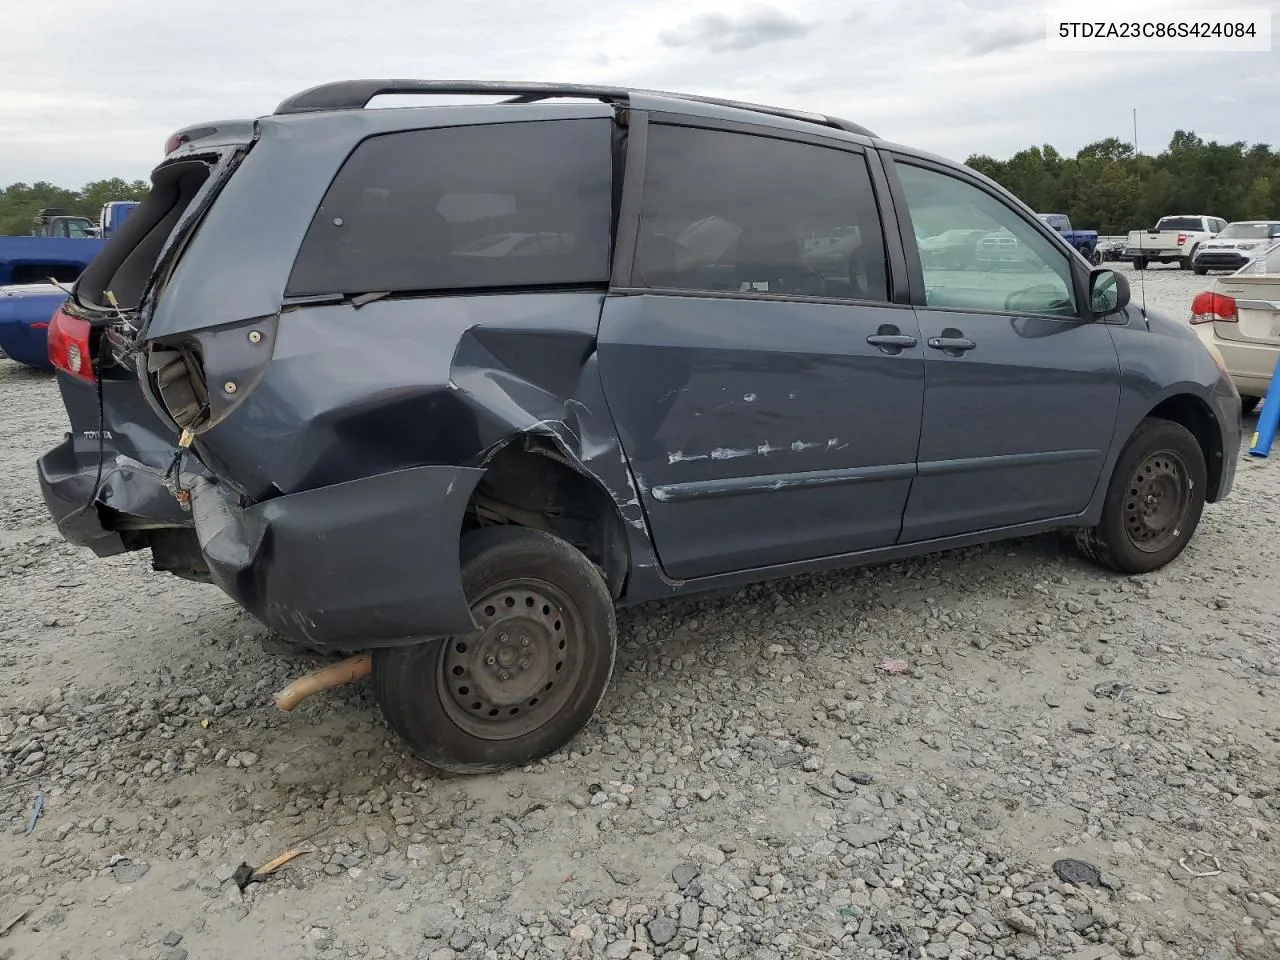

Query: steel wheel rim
[1123,449,1191,553]
[437,577,583,741]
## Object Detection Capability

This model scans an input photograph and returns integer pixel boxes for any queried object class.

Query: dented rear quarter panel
[175,291,660,646]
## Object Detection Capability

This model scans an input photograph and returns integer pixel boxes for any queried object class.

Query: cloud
[659,8,813,53]
[0,0,1275,187]
[963,19,1043,56]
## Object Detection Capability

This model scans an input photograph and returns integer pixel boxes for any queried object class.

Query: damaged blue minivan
[39,81,1240,773]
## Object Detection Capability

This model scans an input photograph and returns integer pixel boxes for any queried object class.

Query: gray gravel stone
[672,863,699,889]
[648,916,678,946]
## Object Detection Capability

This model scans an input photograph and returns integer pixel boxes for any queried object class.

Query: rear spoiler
[163,119,258,157]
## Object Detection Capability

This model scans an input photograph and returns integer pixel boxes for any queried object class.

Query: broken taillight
[1190,291,1237,325]
[47,306,95,380]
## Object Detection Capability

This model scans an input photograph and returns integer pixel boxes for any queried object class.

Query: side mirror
[1089,267,1130,316]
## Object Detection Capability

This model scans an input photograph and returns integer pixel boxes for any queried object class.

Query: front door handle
[927,335,976,355]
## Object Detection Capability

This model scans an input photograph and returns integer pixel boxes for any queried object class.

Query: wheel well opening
[468,440,630,598]
[1146,394,1225,501]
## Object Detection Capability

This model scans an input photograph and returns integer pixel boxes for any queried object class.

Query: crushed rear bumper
[37,435,192,557]
[189,465,484,653]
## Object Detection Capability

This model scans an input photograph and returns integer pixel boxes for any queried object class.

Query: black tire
[1133,258,1147,271]
[374,526,616,774]
[1193,264,1208,276]
[1075,418,1207,574]
[1242,395,1261,416]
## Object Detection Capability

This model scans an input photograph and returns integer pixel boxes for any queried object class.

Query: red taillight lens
[1177,233,1189,245]
[47,306,95,380]
[1190,291,1237,325]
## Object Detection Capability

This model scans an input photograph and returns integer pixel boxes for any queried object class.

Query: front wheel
[1075,418,1207,574]
[374,526,617,774]
[1193,264,1208,276]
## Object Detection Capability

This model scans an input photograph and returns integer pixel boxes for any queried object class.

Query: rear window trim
[283,117,616,300]
[279,279,611,309]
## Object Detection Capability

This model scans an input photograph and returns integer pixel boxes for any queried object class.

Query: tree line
[0,179,150,237]
[4,129,1277,240]
[966,131,1280,236]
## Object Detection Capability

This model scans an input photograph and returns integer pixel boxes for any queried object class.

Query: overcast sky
[2,0,1278,187]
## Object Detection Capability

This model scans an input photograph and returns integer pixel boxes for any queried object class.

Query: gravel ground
[1,264,1277,960]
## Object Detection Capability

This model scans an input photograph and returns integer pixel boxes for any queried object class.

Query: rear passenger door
[886,156,1121,542]
[598,117,924,580]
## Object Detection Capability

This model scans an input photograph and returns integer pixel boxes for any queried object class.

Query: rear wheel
[1193,264,1209,276]
[374,526,616,774]
[1242,395,1262,416]
[1133,258,1147,271]
[1075,418,1207,574]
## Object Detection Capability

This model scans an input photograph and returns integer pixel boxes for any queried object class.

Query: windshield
[1218,222,1279,239]
[1154,217,1205,232]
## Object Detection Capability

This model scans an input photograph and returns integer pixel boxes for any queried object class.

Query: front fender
[1091,307,1241,511]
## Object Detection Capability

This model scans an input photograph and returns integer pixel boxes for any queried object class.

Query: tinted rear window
[286,119,613,298]
[1154,217,1205,232]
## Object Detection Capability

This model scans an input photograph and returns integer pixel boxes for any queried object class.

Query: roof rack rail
[273,80,876,139]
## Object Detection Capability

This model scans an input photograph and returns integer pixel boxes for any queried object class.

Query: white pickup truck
[1125,215,1226,270]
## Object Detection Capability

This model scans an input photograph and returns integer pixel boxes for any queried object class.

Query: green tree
[0,178,149,237]
[965,132,1280,235]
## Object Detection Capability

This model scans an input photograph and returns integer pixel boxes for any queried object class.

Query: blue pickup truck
[99,201,139,239]
[0,283,69,368]
[0,208,109,285]
[0,206,122,368]
[1038,213,1101,264]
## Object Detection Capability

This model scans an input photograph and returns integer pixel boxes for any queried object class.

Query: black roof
[274,80,876,139]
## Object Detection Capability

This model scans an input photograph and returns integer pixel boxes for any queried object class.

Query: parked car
[0,283,67,369]
[1125,215,1226,270]
[1038,214,1100,264]
[1097,237,1127,262]
[1191,239,1280,412]
[40,80,1240,774]
[916,228,989,268]
[975,228,1024,267]
[30,208,96,239]
[1191,220,1280,275]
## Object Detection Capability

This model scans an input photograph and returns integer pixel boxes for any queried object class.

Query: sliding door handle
[866,334,919,349]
